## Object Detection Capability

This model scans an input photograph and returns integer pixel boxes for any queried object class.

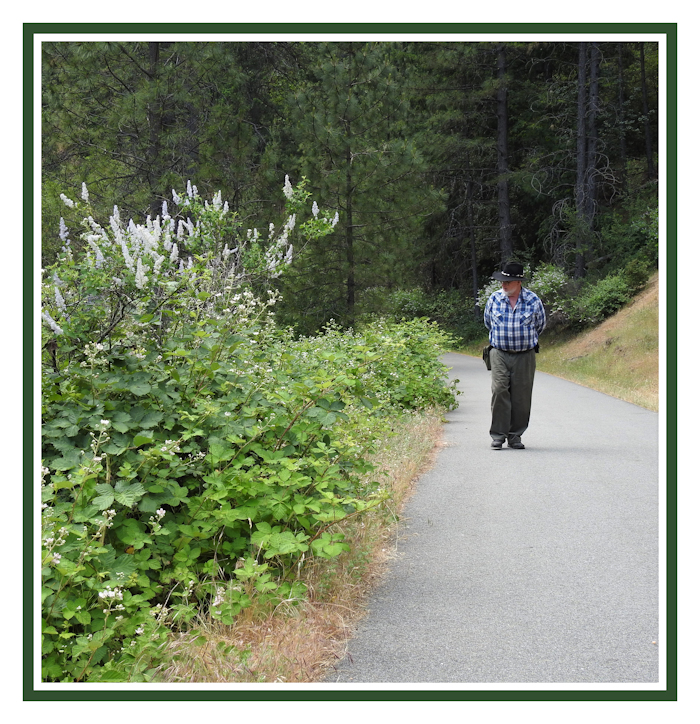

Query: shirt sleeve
[484,295,493,330]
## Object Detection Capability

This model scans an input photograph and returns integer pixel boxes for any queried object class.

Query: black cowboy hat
[491,261,525,281]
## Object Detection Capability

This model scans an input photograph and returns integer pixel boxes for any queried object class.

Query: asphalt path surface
[326,352,659,684]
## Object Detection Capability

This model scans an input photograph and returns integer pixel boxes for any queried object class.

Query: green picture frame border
[24,21,677,702]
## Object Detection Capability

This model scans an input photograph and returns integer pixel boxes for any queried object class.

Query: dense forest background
[42,39,659,338]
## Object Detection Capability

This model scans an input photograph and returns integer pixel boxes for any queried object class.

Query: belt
[494,344,539,354]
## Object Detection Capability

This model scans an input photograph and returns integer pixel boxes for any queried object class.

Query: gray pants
[489,348,537,443]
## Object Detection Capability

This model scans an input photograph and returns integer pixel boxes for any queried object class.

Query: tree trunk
[496,44,513,262]
[345,144,355,324]
[584,42,600,225]
[573,42,601,279]
[147,42,163,217]
[574,42,588,279]
[617,43,628,195]
[639,42,657,180]
[467,179,480,320]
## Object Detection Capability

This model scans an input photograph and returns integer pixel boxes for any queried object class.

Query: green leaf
[114,519,150,549]
[74,610,92,625]
[62,597,88,620]
[133,431,154,447]
[93,483,115,510]
[100,548,139,580]
[128,380,152,396]
[50,453,82,471]
[139,410,164,429]
[114,480,146,507]
[209,442,236,464]
[165,483,189,506]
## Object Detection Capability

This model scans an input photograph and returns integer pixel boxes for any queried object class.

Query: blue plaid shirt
[484,287,546,352]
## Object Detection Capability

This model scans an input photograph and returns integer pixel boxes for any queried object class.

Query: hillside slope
[536,273,660,411]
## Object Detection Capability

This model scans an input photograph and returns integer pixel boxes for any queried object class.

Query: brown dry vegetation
[536,273,660,411]
[152,409,446,683]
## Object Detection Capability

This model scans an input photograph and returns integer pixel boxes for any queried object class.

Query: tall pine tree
[274,41,435,332]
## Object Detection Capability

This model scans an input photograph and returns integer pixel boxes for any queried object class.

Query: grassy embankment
[461,272,660,412]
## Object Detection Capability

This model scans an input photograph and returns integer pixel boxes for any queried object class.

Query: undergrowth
[39,181,458,683]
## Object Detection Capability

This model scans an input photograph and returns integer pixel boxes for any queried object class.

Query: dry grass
[152,409,446,683]
[536,273,659,411]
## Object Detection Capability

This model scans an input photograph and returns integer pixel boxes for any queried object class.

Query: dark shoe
[491,440,504,449]
[508,440,525,449]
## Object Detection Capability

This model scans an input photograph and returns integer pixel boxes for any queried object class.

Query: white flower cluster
[206,190,228,214]
[310,199,339,228]
[85,182,193,285]
[44,179,335,347]
[150,603,168,618]
[43,527,68,549]
[182,579,195,601]
[135,257,149,289]
[80,341,108,368]
[159,440,181,455]
[98,585,124,601]
[264,214,296,277]
[212,586,226,611]
[59,218,69,242]
[528,264,570,311]
[59,218,72,260]
[89,508,117,541]
[41,310,63,336]
[54,286,67,312]
[148,507,167,534]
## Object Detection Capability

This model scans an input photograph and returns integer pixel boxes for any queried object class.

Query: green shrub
[598,199,659,273]
[386,287,484,344]
[566,273,632,329]
[527,264,571,314]
[40,180,457,682]
[622,257,653,292]
[387,288,463,323]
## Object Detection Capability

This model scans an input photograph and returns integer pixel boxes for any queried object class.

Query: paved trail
[326,352,659,684]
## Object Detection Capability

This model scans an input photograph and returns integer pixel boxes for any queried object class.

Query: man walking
[484,261,546,450]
